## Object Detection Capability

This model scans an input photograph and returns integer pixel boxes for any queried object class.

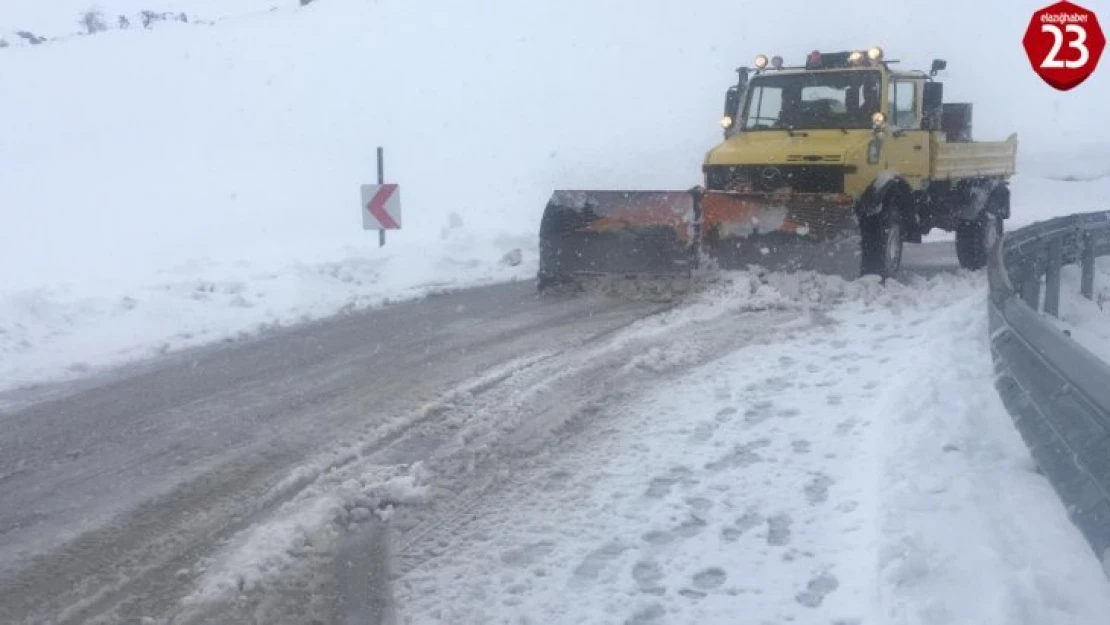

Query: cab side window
[887,80,918,129]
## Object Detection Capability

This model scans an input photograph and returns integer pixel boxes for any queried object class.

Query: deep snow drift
[2,0,1108,393]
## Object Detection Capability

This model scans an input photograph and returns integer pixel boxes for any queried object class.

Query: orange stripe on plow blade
[702,192,855,240]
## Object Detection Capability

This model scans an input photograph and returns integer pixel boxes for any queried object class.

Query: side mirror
[724,86,740,118]
[923,82,943,108]
[721,86,741,133]
[930,59,947,76]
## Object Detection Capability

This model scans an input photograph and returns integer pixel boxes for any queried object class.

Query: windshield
[742,70,881,131]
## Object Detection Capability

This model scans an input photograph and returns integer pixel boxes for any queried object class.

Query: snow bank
[0,229,534,393]
[876,294,1110,624]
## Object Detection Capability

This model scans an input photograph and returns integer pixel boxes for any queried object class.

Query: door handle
[913,145,923,151]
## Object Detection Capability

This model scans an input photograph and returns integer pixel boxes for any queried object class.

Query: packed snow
[158,269,1110,623]
[387,272,1110,625]
[2,0,1109,394]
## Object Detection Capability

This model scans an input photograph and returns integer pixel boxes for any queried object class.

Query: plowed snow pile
[390,271,1110,625]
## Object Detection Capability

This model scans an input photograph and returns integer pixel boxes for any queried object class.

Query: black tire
[859,197,904,280]
[955,209,1002,271]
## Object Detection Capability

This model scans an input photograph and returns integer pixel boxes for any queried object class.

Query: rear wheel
[955,209,1002,271]
[860,200,903,280]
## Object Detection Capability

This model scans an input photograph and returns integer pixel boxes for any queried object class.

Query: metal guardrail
[988,210,1110,567]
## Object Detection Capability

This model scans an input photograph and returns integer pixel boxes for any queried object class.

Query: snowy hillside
[1,0,1108,392]
[1,0,276,42]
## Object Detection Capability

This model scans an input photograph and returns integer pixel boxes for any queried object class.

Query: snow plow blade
[537,190,698,293]
[700,189,861,275]
[537,189,862,293]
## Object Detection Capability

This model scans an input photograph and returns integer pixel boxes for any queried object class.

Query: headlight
[754,54,769,69]
[868,46,884,61]
[720,116,734,129]
[848,51,865,65]
[872,111,887,127]
[771,55,784,69]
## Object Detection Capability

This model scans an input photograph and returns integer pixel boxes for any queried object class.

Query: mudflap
[537,190,700,295]
[700,190,864,280]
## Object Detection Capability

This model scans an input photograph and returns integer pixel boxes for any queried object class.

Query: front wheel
[860,204,903,280]
[955,210,1002,271]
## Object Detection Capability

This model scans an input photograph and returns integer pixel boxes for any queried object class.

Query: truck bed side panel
[930,133,1018,180]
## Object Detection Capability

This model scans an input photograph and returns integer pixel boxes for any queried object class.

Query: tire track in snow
[390,298,907,623]
[166,277,813,624]
[0,283,670,625]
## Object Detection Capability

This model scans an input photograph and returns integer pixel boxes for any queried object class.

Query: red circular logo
[1023,0,1105,90]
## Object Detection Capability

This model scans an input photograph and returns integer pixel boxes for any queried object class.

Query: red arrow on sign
[367,184,400,229]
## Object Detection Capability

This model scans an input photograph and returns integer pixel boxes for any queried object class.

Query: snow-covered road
[1,246,1108,624]
[0,278,669,624]
[393,270,1110,625]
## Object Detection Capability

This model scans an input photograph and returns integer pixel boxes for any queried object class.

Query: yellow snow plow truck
[537,47,1017,292]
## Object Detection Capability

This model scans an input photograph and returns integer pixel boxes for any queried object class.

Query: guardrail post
[1081,230,1095,301]
[1044,237,1062,317]
[1021,258,1042,311]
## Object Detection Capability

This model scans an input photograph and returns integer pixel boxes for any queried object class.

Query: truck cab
[534,48,1017,293]
[706,48,1016,275]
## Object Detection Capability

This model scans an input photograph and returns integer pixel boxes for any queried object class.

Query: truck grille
[785,154,843,163]
[704,164,845,193]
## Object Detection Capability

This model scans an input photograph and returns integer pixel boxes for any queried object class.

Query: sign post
[361,146,402,246]
[377,147,385,247]
[1023,1,1104,91]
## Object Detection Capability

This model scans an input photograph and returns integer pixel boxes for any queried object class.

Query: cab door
[882,77,929,189]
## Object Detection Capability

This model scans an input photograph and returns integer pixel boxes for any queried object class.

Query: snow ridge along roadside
[0,231,536,399]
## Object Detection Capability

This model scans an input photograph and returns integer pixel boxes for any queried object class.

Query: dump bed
[930,132,1018,180]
